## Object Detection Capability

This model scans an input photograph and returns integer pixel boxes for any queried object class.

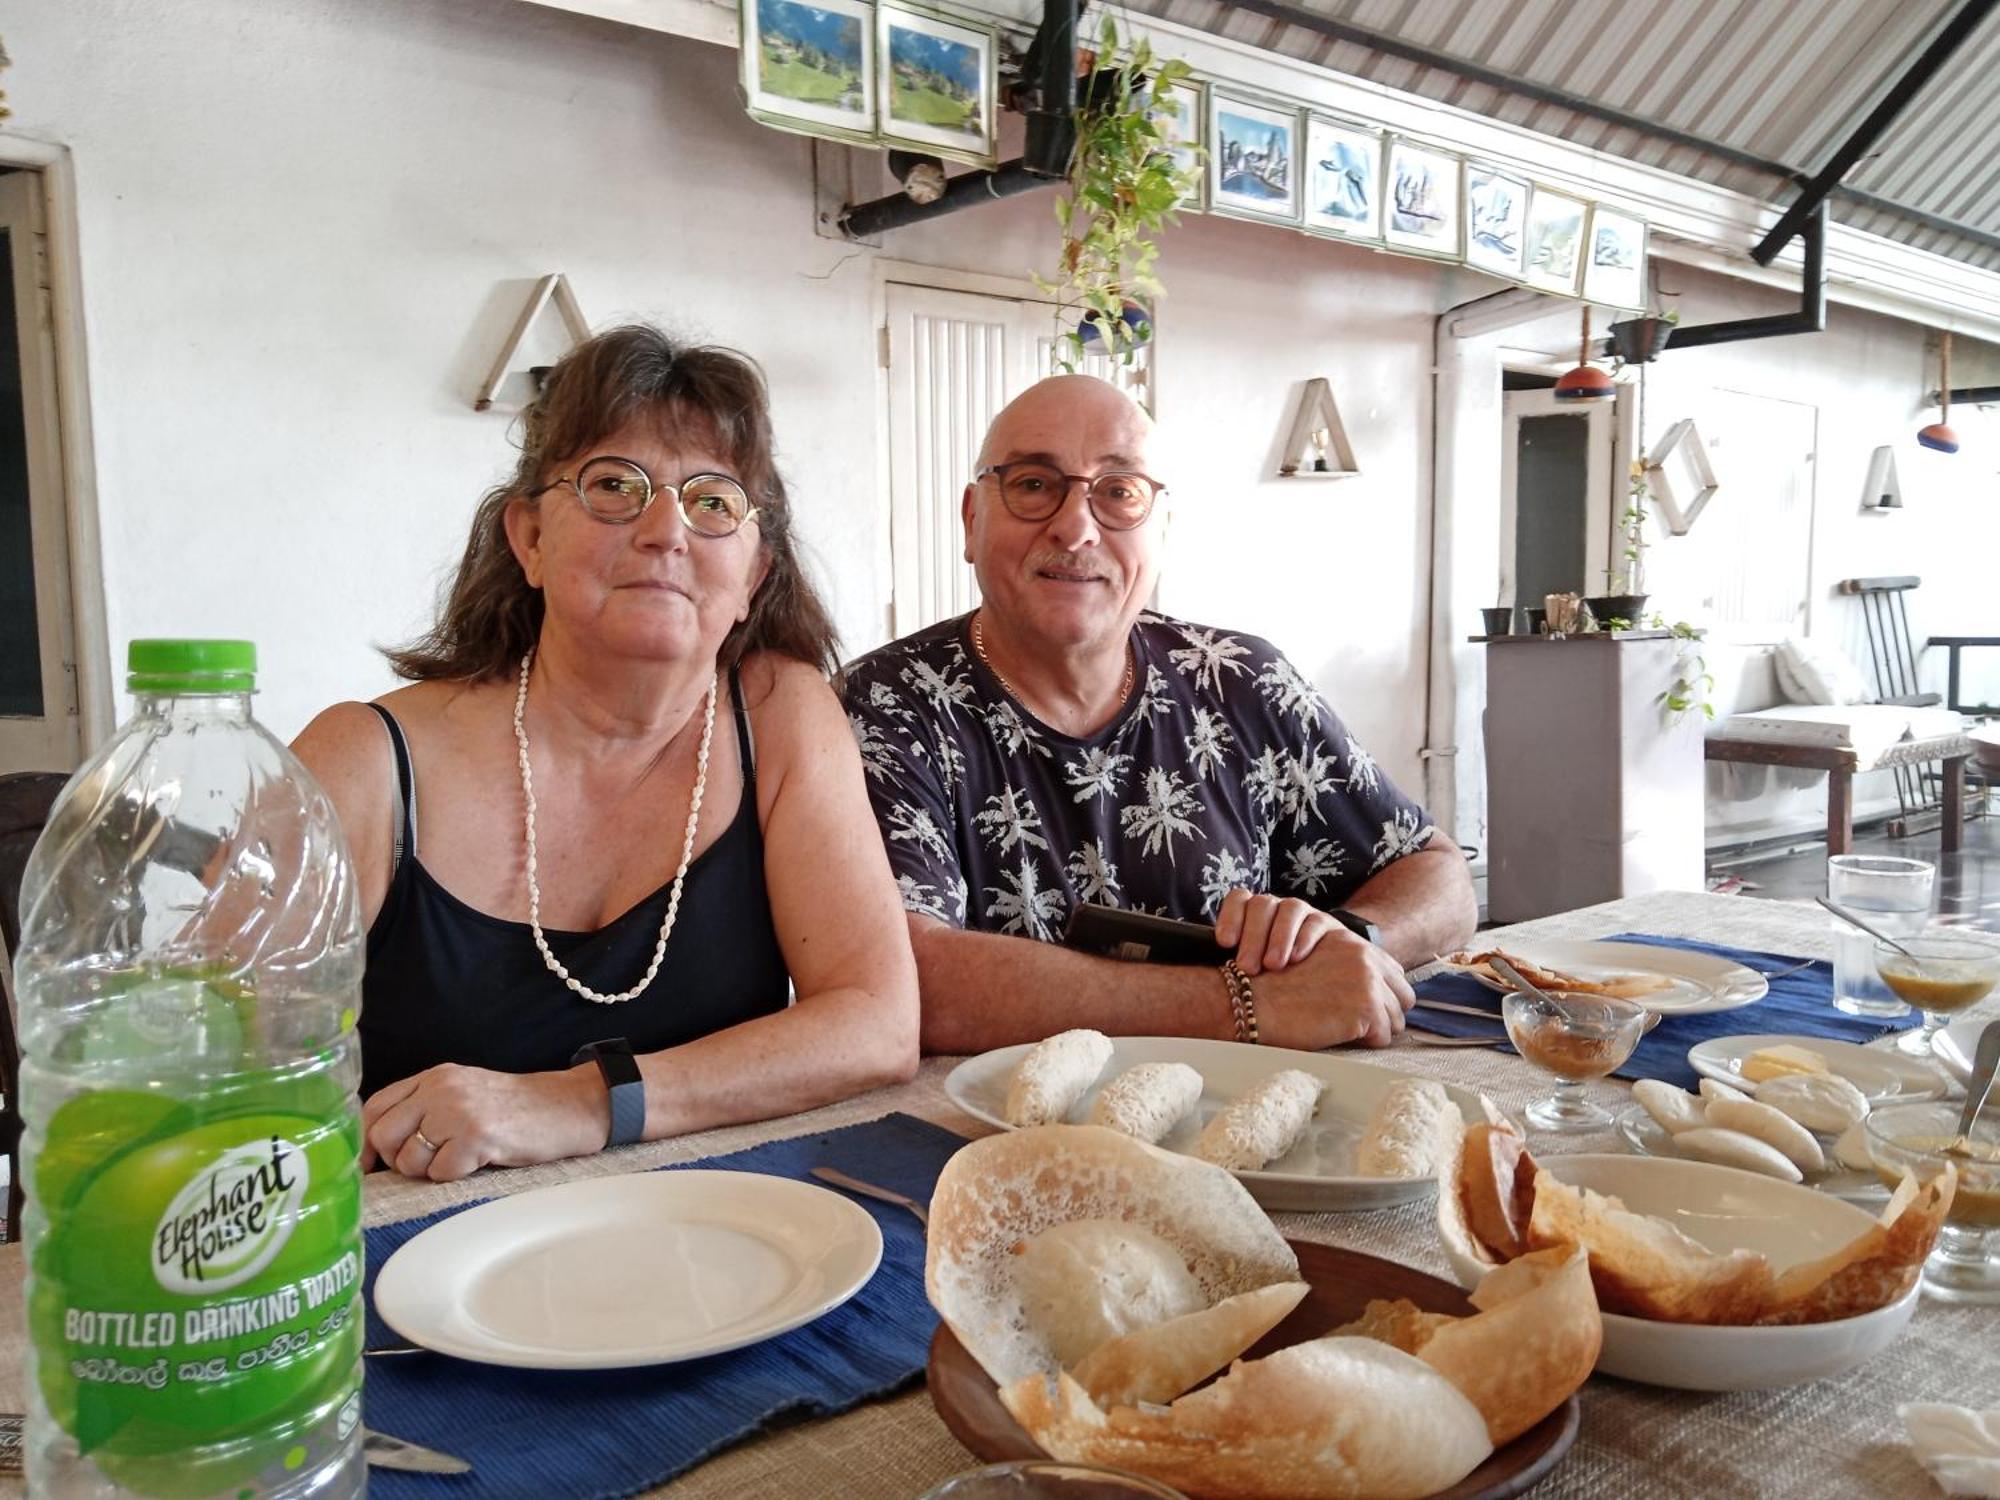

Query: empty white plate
[1453,938,1767,1016]
[373,1170,882,1368]
[1686,1033,1947,1104]
[944,1036,1490,1212]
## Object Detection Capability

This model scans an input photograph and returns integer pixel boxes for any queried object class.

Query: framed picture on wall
[1208,91,1301,224]
[1582,208,1648,310]
[1154,79,1206,210]
[1464,162,1530,279]
[1522,185,1588,295]
[1383,138,1462,257]
[876,2,997,167]
[1301,114,1382,240]
[740,0,877,144]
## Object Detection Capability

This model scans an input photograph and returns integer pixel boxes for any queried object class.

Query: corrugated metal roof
[1120,0,2000,269]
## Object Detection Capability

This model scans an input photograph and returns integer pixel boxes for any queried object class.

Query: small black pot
[1608,318,1675,364]
[1479,606,1514,636]
[1523,607,1549,635]
[1584,594,1650,630]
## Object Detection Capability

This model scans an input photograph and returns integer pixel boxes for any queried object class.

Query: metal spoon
[1815,896,1918,959]
[809,1166,930,1227]
[1946,1019,2000,1160]
[1490,955,1661,1032]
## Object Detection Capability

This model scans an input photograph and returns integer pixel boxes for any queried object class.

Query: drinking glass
[1827,855,1935,1017]
[1874,932,2000,1056]
[1501,989,1652,1132]
[1865,1100,2000,1304]
[919,1462,1190,1499]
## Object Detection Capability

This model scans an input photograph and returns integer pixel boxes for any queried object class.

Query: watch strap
[571,1038,646,1149]
[1329,908,1382,946]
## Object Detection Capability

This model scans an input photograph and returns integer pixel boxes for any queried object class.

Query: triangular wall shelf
[474,273,591,412]
[1277,377,1360,479]
[1861,446,1903,511]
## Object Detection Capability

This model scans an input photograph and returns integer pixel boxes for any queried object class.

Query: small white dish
[1613,1103,1886,1205]
[944,1036,1488,1212]
[1451,939,1767,1016]
[1687,1033,1947,1104]
[1933,1015,1995,1088]
[373,1170,882,1368]
[1440,1154,1917,1390]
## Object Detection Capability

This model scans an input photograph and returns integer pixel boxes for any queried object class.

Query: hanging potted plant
[1041,17,1200,372]
[1607,306,1679,365]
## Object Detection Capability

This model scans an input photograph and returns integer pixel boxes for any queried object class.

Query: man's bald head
[977,375,1155,473]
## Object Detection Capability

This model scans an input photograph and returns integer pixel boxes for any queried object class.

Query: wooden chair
[0,771,71,1243]
[1839,577,1980,835]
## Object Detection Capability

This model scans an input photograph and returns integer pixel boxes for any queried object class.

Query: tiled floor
[1710,810,2000,932]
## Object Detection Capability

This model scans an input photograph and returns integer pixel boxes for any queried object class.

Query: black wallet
[1063,901,1231,965]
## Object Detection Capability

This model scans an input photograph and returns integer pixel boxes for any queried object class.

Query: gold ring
[414,1129,440,1153]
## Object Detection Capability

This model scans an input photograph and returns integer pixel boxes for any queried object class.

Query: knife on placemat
[365,1427,472,1474]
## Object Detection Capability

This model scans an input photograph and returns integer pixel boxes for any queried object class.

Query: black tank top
[358,670,791,1098]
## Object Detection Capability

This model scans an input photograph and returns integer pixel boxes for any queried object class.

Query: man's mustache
[1028,551,1117,582]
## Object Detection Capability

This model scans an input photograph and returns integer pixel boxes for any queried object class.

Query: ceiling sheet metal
[1122,0,2000,269]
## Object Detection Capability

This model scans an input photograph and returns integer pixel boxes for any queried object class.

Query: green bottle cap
[126,639,258,694]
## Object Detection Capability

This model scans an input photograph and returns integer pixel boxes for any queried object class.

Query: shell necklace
[513,647,717,1005]
[972,611,1135,710]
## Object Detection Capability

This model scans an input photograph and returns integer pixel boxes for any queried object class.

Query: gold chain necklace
[971,612,1135,711]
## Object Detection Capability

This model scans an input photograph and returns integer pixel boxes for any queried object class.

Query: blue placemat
[362,1111,965,1500]
[1412,933,1919,1090]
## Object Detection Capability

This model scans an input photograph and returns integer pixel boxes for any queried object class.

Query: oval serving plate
[943,1036,1491,1212]
[928,1240,1578,1500]
[1450,939,1767,1016]
[1613,1103,1886,1205]
[1686,1033,1947,1104]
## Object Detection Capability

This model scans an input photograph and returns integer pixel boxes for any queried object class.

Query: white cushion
[1773,637,1875,706]
[1713,704,1965,768]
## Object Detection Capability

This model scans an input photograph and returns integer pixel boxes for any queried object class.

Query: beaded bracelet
[1219,958,1260,1045]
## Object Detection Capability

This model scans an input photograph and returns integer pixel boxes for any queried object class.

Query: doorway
[1499,385,1618,613]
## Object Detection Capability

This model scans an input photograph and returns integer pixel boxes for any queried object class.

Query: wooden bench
[1703,732,1970,856]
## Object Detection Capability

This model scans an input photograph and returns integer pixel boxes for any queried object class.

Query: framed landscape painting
[740,0,876,144]
[1208,91,1300,224]
[876,2,997,167]
[1302,115,1381,240]
[1582,208,1648,310]
[1464,163,1529,279]
[1522,185,1588,295]
[1383,138,1461,257]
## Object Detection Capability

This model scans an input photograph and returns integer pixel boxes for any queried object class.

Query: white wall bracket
[1861,445,1903,511]
[1278,377,1360,478]
[1645,417,1719,534]
[474,273,591,412]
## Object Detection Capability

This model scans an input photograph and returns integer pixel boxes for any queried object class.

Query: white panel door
[884,283,1156,638]
[0,170,81,773]
[1499,389,1614,610]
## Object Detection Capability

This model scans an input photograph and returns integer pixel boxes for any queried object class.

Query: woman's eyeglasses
[532,456,761,536]
[976,462,1163,531]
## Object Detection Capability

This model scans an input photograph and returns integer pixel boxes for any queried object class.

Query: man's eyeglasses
[976,462,1165,531]
[531,456,761,536]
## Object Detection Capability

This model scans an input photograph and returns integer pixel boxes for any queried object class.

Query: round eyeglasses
[976,461,1164,531]
[531,456,761,536]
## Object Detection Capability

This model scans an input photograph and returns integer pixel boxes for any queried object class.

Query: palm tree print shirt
[840,612,1436,939]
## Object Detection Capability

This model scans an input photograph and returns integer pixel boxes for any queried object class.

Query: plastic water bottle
[15,641,365,1498]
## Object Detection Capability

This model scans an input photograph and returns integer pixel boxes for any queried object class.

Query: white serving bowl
[1441,1154,1918,1390]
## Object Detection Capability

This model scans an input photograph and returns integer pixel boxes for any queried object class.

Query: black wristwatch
[570,1037,646,1149]
[1328,909,1382,947]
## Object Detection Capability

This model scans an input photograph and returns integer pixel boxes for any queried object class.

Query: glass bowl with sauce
[1502,989,1653,1133]
[1864,1099,2000,1304]
[1874,933,2000,1058]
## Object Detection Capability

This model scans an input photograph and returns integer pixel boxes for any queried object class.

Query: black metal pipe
[1664,203,1826,350]
[1020,0,1079,178]
[1209,0,2000,257]
[839,160,1053,238]
[1751,0,2000,265]
[1932,385,2000,404]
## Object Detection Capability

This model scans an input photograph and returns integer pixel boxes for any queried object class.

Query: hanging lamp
[1917,330,1959,453]
[1554,307,1616,401]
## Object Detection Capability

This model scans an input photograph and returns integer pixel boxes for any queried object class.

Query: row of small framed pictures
[739,0,1000,168]
[1152,82,1648,308]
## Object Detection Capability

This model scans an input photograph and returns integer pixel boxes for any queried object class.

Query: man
[841,375,1476,1054]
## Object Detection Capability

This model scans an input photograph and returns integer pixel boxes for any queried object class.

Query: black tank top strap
[364,701,418,874]
[729,664,756,786]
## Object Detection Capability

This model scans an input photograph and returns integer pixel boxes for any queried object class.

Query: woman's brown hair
[387,326,839,682]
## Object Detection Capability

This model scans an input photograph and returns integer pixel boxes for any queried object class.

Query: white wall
[3,0,1458,800]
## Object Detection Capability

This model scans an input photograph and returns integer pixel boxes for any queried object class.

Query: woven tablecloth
[2,891,1993,1499]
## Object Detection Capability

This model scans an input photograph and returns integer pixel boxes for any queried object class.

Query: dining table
[2,887,1994,1500]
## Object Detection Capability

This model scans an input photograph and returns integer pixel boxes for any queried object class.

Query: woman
[294,326,918,1181]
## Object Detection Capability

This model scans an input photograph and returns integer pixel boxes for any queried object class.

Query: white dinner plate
[1686,1033,1947,1104]
[1933,1014,1997,1087]
[373,1170,883,1368]
[943,1036,1491,1212]
[1613,1103,1886,1205]
[1453,938,1767,1016]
